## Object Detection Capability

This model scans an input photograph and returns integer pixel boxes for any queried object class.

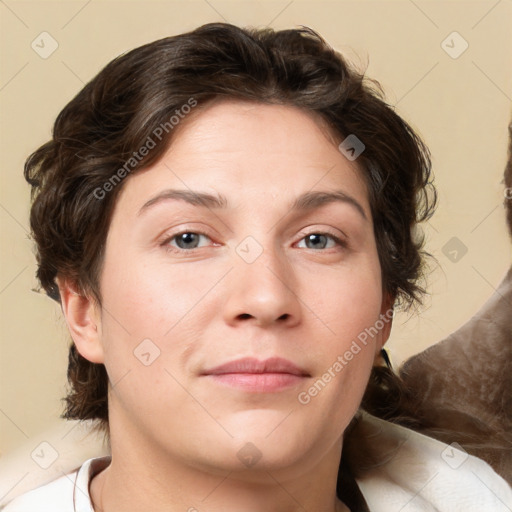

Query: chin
[223,411,322,463]
[223,408,304,439]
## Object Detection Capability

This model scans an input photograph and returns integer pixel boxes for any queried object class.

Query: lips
[203,357,309,376]
[202,357,310,392]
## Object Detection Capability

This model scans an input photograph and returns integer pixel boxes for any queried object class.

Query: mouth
[201,357,310,392]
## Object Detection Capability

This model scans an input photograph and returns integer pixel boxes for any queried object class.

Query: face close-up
[6,14,512,512]
[70,100,391,489]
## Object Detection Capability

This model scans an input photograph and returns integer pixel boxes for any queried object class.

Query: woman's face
[92,100,391,477]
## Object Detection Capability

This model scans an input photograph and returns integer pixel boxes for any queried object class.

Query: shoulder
[0,472,77,512]
[353,413,512,512]
[0,456,109,512]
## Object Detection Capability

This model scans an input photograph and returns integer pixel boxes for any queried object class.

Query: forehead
[115,99,369,216]
[169,99,346,170]
[175,99,336,146]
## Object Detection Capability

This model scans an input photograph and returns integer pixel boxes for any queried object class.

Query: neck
[90,421,349,512]
[91,463,349,512]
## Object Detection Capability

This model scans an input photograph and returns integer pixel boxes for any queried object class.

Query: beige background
[1,0,511,457]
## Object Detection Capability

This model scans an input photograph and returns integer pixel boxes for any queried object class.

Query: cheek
[303,253,383,347]
[96,254,199,424]
[98,246,216,339]
[96,247,226,391]
[296,255,382,411]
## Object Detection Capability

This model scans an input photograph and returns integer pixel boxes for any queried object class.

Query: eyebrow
[290,190,367,220]
[138,188,367,220]
[138,189,228,215]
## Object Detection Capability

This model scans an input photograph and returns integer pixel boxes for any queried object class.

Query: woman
[3,22,510,512]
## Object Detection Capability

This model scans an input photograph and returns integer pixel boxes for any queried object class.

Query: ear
[375,293,394,354]
[57,277,105,364]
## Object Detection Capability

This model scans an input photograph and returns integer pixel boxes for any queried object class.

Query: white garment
[1,415,511,511]
[0,457,109,512]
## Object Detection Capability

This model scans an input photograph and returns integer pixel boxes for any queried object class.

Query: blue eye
[162,231,345,253]
[297,233,343,250]
[168,232,210,250]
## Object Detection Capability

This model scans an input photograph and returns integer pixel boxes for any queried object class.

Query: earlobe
[57,278,105,364]
[373,297,394,369]
[376,294,395,352]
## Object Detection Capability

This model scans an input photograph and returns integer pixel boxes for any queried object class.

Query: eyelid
[158,227,218,252]
[157,225,349,254]
[295,228,348,246]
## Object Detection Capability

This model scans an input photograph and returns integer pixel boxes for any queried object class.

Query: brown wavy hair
[25,23,436,502]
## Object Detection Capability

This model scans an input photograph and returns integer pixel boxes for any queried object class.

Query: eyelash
[160,230,347,254]
[296,231,347,250]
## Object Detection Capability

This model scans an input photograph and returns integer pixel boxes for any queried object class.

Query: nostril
[234,312,292,323]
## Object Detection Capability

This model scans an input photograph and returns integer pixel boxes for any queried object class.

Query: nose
[222,243,302,328]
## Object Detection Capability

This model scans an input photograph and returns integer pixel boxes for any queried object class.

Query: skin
[59,100,393,512]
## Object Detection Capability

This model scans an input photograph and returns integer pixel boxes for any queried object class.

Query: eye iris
[176,233,199,249]
[306,234,327,249]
